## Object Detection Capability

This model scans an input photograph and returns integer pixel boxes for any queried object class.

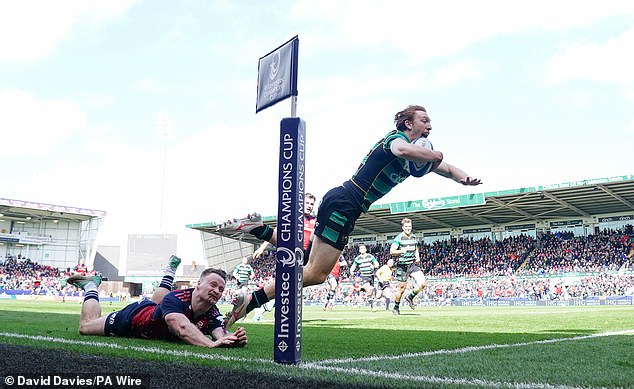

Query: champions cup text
[274,117,306,365]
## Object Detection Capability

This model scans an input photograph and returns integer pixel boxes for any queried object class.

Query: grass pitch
[0,299,633,388]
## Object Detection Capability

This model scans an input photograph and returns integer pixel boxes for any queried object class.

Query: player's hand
[253,248,265,259]
[231,326,248,347]
[460,177,482,186]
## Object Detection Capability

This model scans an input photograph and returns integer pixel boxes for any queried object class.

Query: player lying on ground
[67,255,247,348]
[219,104,482,329]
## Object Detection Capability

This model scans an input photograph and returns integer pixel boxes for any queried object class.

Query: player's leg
[403,270,425,309]
[252,306,264,322]
[224,188,355,329]
[383,285,393,311]
[253,296,276,321]
[363,282,375,310]
[224,236,341,329]
[393,282,406,314]
[216,213,278,245]
[374,287,383,301]
[392,266,407,314]
[66,274,106,335]
[151,255,181,304]
[324,275,337,310]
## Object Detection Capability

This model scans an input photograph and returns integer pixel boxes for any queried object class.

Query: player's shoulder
[383,130,408,146]
[167,288,193,303]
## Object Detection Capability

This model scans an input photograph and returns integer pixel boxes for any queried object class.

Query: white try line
[1,330,629,389]
[0,332,271,365]
[302,363,600,389]
[311,329,634,365]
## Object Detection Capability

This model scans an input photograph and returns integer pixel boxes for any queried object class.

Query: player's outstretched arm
[165,313,237,348]
[253,241,270,259]
[433,162,482,186]
[390,138,443,163]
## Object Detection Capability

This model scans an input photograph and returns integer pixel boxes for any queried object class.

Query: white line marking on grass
[0,332,271,364]
[301,363,601,389]
[2,331,626,389]
[313,329,634,365]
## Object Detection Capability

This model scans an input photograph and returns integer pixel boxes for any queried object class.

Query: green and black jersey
[233,263,254,284]
[344,130,411,212]
[352,253,380,277]
[392,232,419,266]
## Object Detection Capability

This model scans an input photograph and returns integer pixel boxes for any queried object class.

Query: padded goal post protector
[274,117,306,364]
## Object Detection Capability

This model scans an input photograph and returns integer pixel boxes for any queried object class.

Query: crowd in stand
[522,227,632,274]
[2,225,633,304]
[0,254,72,295]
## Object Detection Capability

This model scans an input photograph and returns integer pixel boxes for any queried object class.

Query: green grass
[1,300,633,388]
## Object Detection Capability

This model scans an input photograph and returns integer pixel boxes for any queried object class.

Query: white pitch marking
[1,330,628,389]
[301,363,600,389]
[0,332,270,364]
[312,329,634,365]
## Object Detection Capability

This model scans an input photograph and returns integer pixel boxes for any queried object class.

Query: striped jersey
[344,130,411,212]
[352,253,379,277]
[392,232,419,266]
[233,263,254,283]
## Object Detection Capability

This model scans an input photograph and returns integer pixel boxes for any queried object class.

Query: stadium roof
[0,198,106,223]
[187,175,634,244]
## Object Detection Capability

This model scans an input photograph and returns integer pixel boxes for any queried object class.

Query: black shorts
[360,276,374,288]
[315,186,363,250]
[104,299,156,337]
[378,281,391,290]
[395,263,422,282]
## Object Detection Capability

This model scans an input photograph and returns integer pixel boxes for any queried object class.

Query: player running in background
[391,218,426,315]
[66,255,247,348]
[232,256,255,293]
[221,105,481,329]
[375,258,395,311]
[323,254,348,310]
[349,244,380,310]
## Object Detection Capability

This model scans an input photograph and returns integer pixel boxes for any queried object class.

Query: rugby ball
[407,137,436,178]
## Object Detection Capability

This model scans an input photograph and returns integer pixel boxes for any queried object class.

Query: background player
[323,254,348,310]
[375,258,395,311]
[232,256,255,294]
[391,218,426,314]
[349,244,380,310]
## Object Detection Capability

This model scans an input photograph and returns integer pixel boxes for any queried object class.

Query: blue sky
[1,0,633,263]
